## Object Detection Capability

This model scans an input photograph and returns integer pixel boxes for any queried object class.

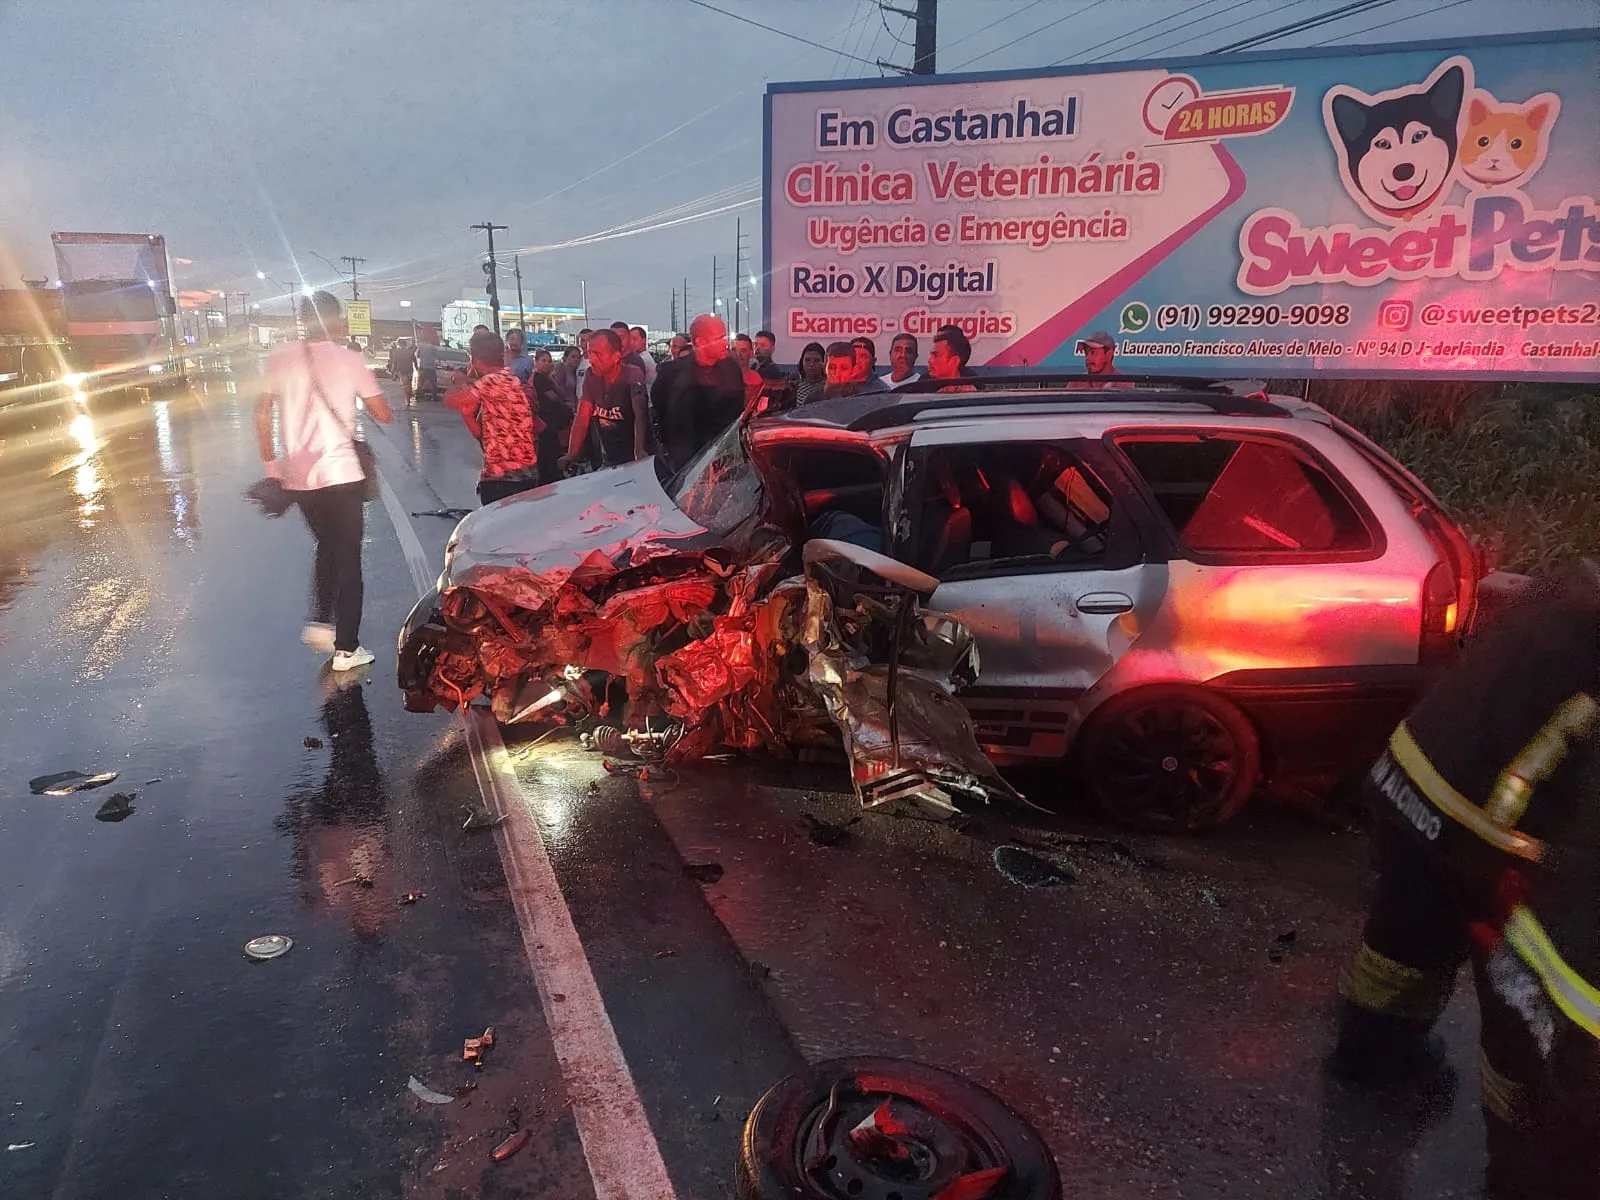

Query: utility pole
[339,255,366,300]
[471,222,508,334]
[734,218,751,334]
[877,0,935,75]
[682,277,691,328]
[711,255,721,327]
[670,288,678,332]
[513,254,525,335]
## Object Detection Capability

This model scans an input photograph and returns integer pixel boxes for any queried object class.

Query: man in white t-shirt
[255,290,393,671]
[881,332,922,390]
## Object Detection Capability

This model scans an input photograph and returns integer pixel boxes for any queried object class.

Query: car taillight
[1420,562,1460,663]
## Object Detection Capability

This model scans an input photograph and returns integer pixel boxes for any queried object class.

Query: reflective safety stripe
[1478,1050,1529,1127]
[1503,906,1600,1039]
[1485,692,1599,828]
[1338,941,1456,1022]
[1388,723,1544,863]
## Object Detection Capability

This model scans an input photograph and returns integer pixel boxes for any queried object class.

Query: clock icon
[1142,75,1201,139]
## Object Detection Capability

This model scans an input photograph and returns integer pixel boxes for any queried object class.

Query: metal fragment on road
[461,805,507,831]
[6,1142,36,1152]
[303,736,324,749]
[244,934,294,961]
[407,1075,455,1105]
[94,792,136,822]
[462,1026,496,1064]
[491,1129,531,1161]
[400,891,426,905]
[29,770,119,796]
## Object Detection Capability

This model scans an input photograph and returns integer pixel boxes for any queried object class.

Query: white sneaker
[331,646,376,671]
[302,623,336,653]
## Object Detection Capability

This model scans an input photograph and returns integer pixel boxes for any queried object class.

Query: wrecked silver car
[396,418,1014,814]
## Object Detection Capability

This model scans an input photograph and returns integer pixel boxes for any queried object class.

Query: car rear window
[1116,433,1373,556]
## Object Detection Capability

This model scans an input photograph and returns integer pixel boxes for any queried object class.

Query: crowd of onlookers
[412,314,980,509]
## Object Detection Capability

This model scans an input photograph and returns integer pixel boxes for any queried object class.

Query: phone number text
[1156,303,1353,330]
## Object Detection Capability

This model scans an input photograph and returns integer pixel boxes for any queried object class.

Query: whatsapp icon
[1120,302,1150,334]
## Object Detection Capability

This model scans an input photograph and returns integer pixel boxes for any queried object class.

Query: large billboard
[764,30,1600,379]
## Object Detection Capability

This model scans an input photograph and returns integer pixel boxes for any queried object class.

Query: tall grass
[1287,380,1600,575]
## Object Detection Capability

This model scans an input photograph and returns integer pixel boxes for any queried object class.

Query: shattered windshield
[661,419,764,537]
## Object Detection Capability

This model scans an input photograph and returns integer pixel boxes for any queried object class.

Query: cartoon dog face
[1460,91,1560,188]
[1325,59,1468,223]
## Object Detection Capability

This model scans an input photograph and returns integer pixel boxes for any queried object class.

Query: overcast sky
[0,0,1592,329]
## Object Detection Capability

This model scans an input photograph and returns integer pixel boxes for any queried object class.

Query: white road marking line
[374,465,432,596]
[466,710,680,1200]
[374,459,678,1200]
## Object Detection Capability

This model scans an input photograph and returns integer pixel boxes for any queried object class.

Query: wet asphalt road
[0,368,1489,1198]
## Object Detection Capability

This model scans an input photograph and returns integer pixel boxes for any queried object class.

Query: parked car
[413,346,469,402]
[398,376,1483,830]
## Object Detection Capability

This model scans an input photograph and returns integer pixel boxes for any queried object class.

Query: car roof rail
[839,373,1287,432]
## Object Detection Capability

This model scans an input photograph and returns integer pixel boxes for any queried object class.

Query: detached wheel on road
[737,1056,1060,1200]
[1073,685,1260,832]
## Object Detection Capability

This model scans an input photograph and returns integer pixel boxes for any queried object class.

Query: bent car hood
[444,459,715,588]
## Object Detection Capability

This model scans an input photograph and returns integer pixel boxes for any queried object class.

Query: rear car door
[887,424,1164,760]
[1102,423,1446,772]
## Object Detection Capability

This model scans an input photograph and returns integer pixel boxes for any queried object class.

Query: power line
[952,0,1115,70]
[1212,0,1397,52]
[1150,0,1317,56]
[879,2,912,48]
[1082,0,1265,64]
[941,0,1048,54]
[1307,0,1476,45]
[830,0,871,77]
[680,0,885,70]
[1041,0,1222,66]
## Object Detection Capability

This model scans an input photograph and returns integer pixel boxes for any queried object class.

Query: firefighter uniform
[1331,562,1600,1200]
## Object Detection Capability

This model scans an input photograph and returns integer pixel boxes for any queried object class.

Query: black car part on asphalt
[737,1056,1061,1200]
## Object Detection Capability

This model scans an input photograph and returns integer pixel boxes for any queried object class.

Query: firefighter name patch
[1371,752,1443,841]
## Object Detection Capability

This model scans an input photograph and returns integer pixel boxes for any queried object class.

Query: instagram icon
[1377,300,1413,331]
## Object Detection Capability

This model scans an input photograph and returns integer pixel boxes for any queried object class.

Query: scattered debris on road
[243,934,293,961]
[684,861,725,885]
[6,1142,36,1152]
[993,845,1075,889]
[411,508,474,521]
[801,812,857,846]
[462,1027,496,1066]
[29,769,119,796]
[303,736,324,749]
[1269,930,1298,963]
[490,1129,531,1161]
[1039,831,1170,872]
[94,792,136,822]
[461,805,507,831]
[400,891,426,905]
[334,874,374,888]
[407,1075,455,1105]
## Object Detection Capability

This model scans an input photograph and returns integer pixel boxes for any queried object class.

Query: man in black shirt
[650,312,746,472]
[565,329,647,469]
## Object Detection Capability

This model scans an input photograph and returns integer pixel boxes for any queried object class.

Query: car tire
[736,1056,1060,1200]
[1072,685,1260,832]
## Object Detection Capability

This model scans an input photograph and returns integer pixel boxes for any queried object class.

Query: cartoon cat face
[1460,92,1560,188]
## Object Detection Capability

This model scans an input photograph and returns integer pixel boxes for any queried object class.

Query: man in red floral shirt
[445,329,543,505]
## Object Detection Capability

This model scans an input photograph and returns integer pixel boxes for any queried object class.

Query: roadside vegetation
[1297,380,1600,575]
